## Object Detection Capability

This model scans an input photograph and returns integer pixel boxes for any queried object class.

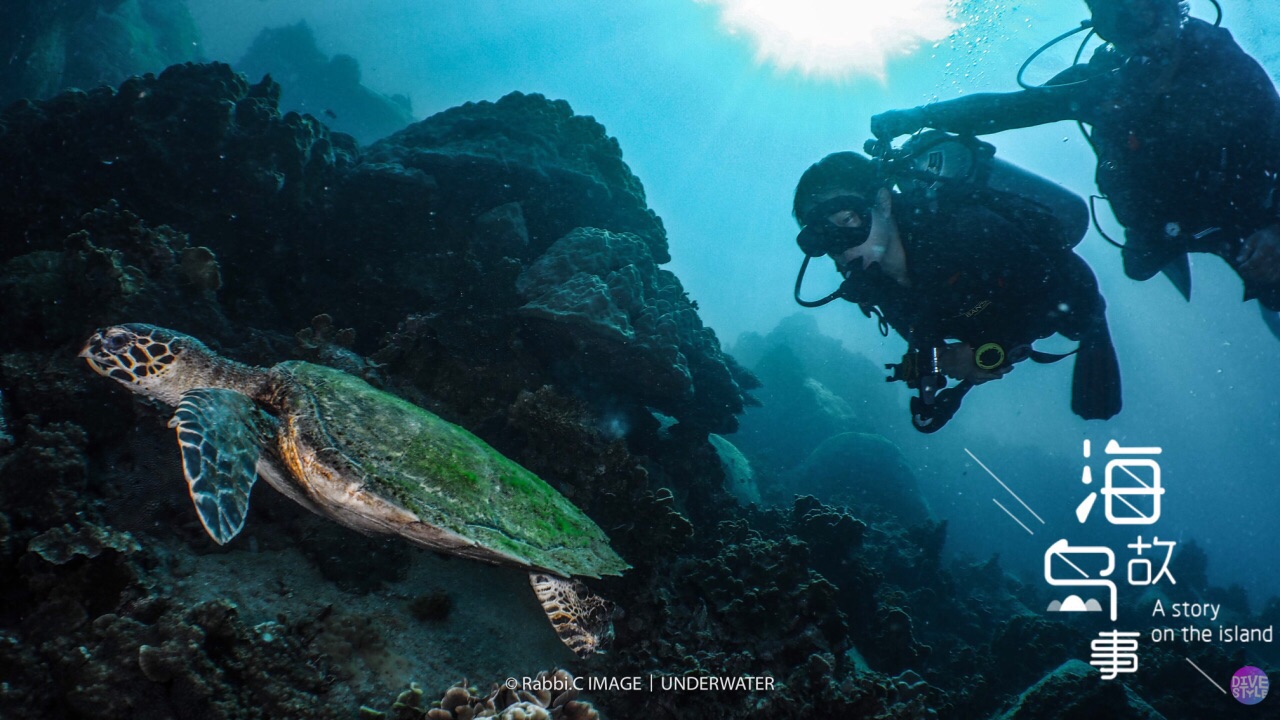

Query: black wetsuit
[905,18,1280,307]
[865,202,1108,352]
[842,196,1120,421]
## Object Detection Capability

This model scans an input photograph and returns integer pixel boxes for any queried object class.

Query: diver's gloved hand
[1238,223,1280,285]
[870,107,928,140]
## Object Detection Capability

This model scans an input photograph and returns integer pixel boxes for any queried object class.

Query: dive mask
[796,195,873,257]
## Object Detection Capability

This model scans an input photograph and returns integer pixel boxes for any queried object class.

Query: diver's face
[1087,0,1178,53]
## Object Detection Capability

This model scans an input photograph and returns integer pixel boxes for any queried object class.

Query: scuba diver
[871,0,1280,333]
[793,136,1122,432]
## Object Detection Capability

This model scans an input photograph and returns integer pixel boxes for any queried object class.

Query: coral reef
[28,522,142,565]
[0,63,355,299]
[294,313,381,380]
[375,671,600,720]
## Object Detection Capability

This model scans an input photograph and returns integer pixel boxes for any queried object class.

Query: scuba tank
[887,131,1089,252]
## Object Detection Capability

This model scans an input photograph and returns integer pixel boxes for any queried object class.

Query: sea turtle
[81,323,627,656]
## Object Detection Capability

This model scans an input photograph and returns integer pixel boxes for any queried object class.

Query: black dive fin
[1071,328,1122,420]
[169,389,273,544]
[1260,302,1280,342]
[1160,254,1192,302]
[529,572,615,658]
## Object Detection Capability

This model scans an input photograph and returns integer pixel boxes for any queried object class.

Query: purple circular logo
[1232,666,1269,705]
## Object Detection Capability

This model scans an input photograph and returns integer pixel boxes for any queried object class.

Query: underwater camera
[884,344,970,434]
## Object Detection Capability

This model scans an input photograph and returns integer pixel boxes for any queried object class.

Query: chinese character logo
[1045,439,1178,681]
[1074,439,1164,525]
[1090,630,1142,680]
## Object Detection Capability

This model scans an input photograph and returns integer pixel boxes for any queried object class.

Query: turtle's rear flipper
[169,389,274,545]
[529,572,614,658]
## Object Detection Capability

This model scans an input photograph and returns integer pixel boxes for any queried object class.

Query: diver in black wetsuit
[793,150,1121,432]
[872,0,1280,314]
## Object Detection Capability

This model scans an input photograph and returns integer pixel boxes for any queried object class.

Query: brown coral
[397,671,600,720]
[294,313,380,379]
[178,246,223,295]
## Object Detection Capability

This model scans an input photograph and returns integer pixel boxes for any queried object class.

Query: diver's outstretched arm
[871,64,1094,140]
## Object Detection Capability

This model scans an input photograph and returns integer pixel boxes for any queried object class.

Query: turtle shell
[271,361,627,579]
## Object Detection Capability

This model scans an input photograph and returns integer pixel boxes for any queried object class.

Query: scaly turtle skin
[81,324,627,656]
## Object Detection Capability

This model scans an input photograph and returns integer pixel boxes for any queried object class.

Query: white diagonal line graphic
[992,499,1033,535]
[1051,549,1090,578]
[1184,657,1227,695]
[1111,491,1149,520]
[966,448,1044,524]
[1118,463,1152,489]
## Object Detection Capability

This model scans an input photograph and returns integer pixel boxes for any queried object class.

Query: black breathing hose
[1017,21,1095,90]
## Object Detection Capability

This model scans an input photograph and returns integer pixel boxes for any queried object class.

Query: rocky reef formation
[0,61,754,718]
[516,227,748,431]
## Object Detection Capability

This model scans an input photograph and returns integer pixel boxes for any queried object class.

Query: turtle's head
[81,324,216,405]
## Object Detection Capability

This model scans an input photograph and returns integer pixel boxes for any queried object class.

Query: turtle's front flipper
[169,389,274,545]
[529,572,614,658]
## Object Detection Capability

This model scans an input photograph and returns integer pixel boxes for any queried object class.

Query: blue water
[187,0,1280,607]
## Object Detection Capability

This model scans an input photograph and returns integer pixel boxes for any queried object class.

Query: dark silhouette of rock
[0,0,199,107]
[237,22,414,144]
[787,432,932,525]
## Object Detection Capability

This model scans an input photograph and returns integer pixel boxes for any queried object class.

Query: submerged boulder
[364,91,668,262]
[709,434,760,505]
[516,227,751,432]
[995,660,1166,720]
[786,432,931,525]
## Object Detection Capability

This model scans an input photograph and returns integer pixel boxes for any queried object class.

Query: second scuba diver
[793,141,1122,432]
[871,0,1280,325]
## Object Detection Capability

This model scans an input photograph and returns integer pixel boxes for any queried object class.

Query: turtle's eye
[104,331,133,354]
